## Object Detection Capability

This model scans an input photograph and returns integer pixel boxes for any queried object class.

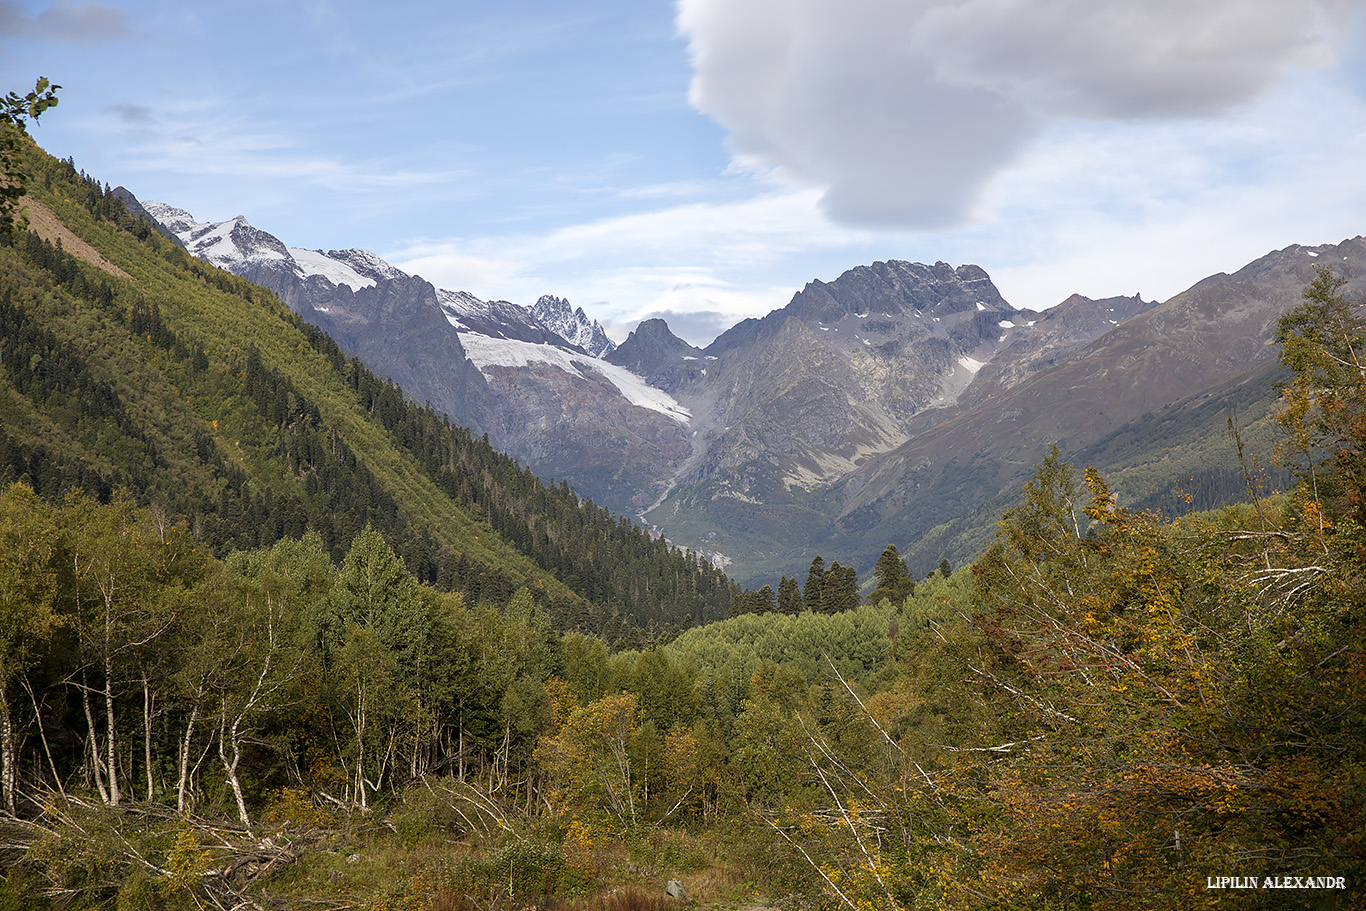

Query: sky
[4,0,1366,346]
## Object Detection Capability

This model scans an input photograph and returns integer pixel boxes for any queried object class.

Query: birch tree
[64,493,202,807]
[0,483,62,813]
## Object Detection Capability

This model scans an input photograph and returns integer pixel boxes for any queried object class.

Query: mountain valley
[132,190,1366,582]
[3,140,1364,911]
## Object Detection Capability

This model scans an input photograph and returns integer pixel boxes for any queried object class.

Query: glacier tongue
[459,334,690,424]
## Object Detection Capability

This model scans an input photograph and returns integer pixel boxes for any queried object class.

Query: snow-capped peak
[143,202,390,292]
[140,201,197,235]
[142,204,289,272]
[530,294,616,358]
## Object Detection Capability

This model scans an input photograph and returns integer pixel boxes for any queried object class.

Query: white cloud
[676,0,1356,229]
[385,189,861,344]
[964,71,1366,310]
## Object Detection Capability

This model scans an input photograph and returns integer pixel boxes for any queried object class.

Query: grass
[334,818,793,911]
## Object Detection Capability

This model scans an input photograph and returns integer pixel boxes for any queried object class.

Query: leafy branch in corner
[1,77,61,235]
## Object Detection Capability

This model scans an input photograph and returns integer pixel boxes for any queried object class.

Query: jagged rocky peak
[609,318,701,364]
[530,294,616,357]
[707,258,1015,358]
[1047,292,1154,326]
[790,259,1010,322]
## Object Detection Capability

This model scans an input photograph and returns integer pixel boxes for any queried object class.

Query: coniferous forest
[0,135,1363,909]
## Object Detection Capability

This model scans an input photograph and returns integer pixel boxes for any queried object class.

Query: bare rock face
[605,319,709,393]
[304,272,496,437]
[957,293,1158,406]
[641,260,1037,558]
[479,360,694,514]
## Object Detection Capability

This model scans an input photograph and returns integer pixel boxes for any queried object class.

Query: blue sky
[5,0,1366,345]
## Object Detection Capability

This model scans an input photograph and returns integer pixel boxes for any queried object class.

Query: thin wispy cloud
[108,102,153,126]
[0,0,133,44]
[385,187,885,344]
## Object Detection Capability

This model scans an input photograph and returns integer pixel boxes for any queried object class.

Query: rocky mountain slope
[810,238,1366,576]
[138,198,681,512]
[634,263,1166,570]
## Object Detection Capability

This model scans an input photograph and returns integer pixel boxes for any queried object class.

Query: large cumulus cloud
[676,0,1350,228]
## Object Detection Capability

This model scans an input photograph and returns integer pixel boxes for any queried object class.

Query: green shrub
[0,869,51,911]
[438,838,588,904]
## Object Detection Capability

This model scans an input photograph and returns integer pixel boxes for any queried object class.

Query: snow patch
[459,335,690,423]
[958,356,984,373]
[976,302,987,311]
[437,289,494,321]
[329,249,407,283]
[1307,250,1320,257]
[289,248,376,290]
[998,319,1016,328]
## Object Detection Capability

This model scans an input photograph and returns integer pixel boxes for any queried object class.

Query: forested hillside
[0,147,735,641]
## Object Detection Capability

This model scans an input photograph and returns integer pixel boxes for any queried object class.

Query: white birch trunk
[81,672,108,803]
[104,661,119,806]
[0,691,14,815]
[177,699,199,814]
[219,712,251,833]
[142,673,154,802]
[102,590,120,807]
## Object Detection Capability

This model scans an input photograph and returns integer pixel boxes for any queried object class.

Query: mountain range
[129,192,1366,583]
